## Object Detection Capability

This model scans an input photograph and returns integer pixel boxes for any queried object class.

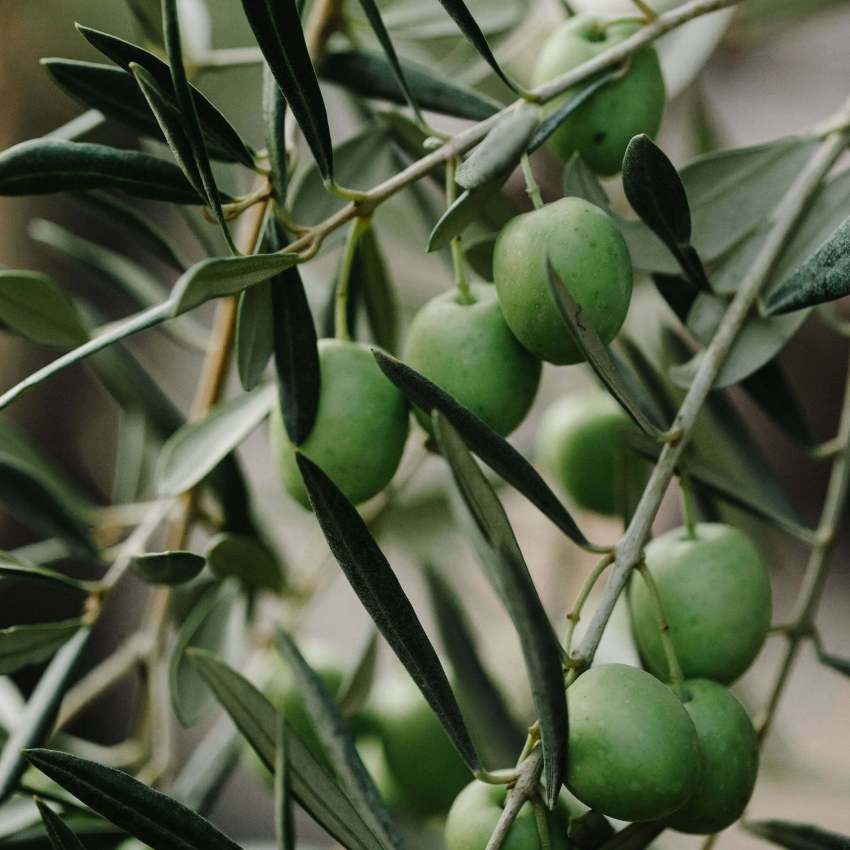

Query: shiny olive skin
[404,283,542,437]
[270,339,409,508]
[537,392,639,516]
[566,664,702,822]
[493,198,633,365]
[532,14,666,176]
[665,679,759,834]
[629,523,772,684]
[446,780,574,850]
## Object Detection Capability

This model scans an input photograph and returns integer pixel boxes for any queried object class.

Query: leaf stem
[679,462,698,540]
[629,0,659,21]
[563,552,615,656]
[520,153,544,210]
[446,158,474,304]
[335,216,372,341]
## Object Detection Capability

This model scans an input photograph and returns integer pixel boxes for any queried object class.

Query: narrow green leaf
[185,649,387,850]
[206,532,284,593]
[295,453,482,775]
[320,50,500,122]
[0,553,90,592]
[34,799,86,850]
[236,282,274,391]
[456,105,539,192]
[622,135,710,291]
[0,271,89,349]
[546,261,667,438]
[129,551,206,585]
[373,351,591,547]
[337,630,379,719]
[351,227,398,354]
[817,650,850,679]
[746,821,850,850]
[0,628,90,805]
[263,65,288,206]
[275,632,403,850]
[170,254,299,316]
[0,621,84,676]
[432,413,566,807]
[562,153,610,209]
[0,140,205,204]
[239,0,333,180]
[741,359,815,447]
[275,715,295,850]
[22,749,245,850]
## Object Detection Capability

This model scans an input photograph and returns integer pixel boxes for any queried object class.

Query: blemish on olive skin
[593,132,606,146]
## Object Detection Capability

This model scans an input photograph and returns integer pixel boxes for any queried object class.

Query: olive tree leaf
[0,271,89,349]
[185,649,388,850]
[424,565,525,766]
[157,382,276,496]
[817,650,850,679]
[295,453,482,776]
[622,135,710,291]
[206,532,284,593]
[263,65,287,206]
[463,233,497,281]
[351,227,398,354]
[274,715,295,850]
[0,621,84,676]
[22,748,246,850]
[0,628,90,805]
[337,630,379,719]
[0,553,91,592]
[373,352,592,547]
[236,282,274,391]
[35,798,87,850]
[746,821,850,850]
[562,153,610,209]
[741,359,815,448]
[275,632,403,850]
[129,551,206,585]
[432,413,567,807]
[546,261,667,438]
[239,0,333,180]
[320,50,500,122]
[456,105,539,192]
[0,140,204,204]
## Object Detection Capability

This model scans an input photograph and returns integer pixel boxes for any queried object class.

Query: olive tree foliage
[0,1,848,850]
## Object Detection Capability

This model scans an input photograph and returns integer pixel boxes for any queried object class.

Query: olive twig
[484,747,544,850]
[563,551,615,656]
[335,216,373,341]
[446,158,475,304]
[530,793,552,850]
[520,153,545,211]
[629,0,659,21]
[678,460,698,541]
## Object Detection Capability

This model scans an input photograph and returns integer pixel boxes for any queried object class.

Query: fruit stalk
[483,746,544,850]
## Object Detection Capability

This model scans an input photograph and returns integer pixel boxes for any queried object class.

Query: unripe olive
[371,671,472,816]
[664,679,759,834]
[493,198,632,365]
[537,392,638,516]
[403,283,542,437]
[270,339,409,508]
[566,664,701,822]
[531,14,666,176]
[629,523,772,684]
[446,780,573,850]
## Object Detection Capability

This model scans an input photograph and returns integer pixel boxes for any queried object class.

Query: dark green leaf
[0,140,204,204]
[0,628,90,805]
[351,227,398,354]
[320,50,500,122]
[35,799,87,850]
[295,452,482,775]
[741,359,815,447]
[456,105,539,191]
[561,153,609,209]
[206,532,284,593]
[263,65,288,206]
[75,26,256,169]
[373,351,591,547]
[239,0,333,180]
[236,282,274,391]
[275,715,294,850]
[337,630,379,719]
[432,413,566,806]
[546,261,666,438]
[275,632,402,850]
[185,649,387,850]
[129,551,206,585]
[0,271,89,349]
[746,821,850,850]
[0,620,84,676]
[22,749,245,850]
[0,553,91,592]
[817,649,850,679]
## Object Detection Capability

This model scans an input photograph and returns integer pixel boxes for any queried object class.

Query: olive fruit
[537,392,638,516]
[446,780,573,850]
[403,282,542,437]
[629,523,772,684]
[493,198,632,365]
[371,671,472,815]
[270,339,409,508]
[531,14,666,176]
[566,664,701,822]
[665,679,759,834]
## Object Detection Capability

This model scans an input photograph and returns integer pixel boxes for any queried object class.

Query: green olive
[371,671,472,816]
[566,663,702,822]
[446,780,573,850]
[537,392,640,516]
[664,679,759,834]
[403,282,542,437]
[629,523,772,684]
[493,198,632,365]
[531,14,666,176]
[270,339,409,508]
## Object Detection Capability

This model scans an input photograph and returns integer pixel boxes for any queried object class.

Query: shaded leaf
[129,551,206,585]
[275,715,294,850]
[373,352,590,547]
[236,282,275,391]
[561,154,609,209]
[338,630,379,719]
[746,821,850,850]
[817,649,850,679]
[206,532,284,593]
[741,359,815,447]
[0,553,91,592]
[0,621,84,676]
[239,0,333,180]
[263,65,288,206]
[35,798,86,850]
[351,227,398,354]
[0,140,204,204]
[295,453,481,775]
[432,413,566,806]
[463,233,497,281]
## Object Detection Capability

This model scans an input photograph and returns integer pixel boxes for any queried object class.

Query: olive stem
[629,0,659,21]
[484,747,545,850]
[530,794,552,850]
[335,216,373,341]
[520,153,545,211]
[679,462,698,541]
[563,552,615,656]
[446,158,475,304]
